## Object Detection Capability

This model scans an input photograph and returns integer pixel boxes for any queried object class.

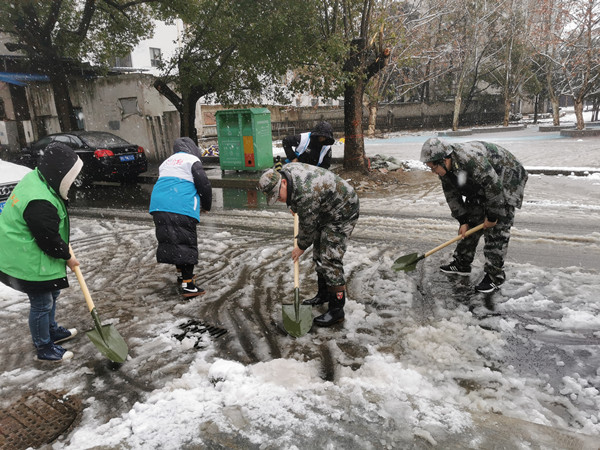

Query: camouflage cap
[420,137,452,163]
[257,168,282,205]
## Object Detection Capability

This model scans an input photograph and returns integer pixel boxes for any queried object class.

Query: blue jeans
[27,290,61,348]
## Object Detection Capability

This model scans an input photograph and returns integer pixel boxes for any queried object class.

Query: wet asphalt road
[68,166,600,273]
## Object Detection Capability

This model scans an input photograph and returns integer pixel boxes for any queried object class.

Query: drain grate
[174,319,228,348]
[0,390,81,449]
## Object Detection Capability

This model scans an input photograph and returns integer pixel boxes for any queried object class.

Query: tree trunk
[452,95,462,131]
[551,99,561,126]
[180,95,198,142]
[452,69,467,131]
[546,68,560,126]
[154,79,200,143]
[343,78,368,172]
[573,98,585,130]
[503,97,511,127]
[50,70,78,132]
[367,103,377,137]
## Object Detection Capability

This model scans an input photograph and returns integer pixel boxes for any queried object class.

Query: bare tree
[444,0,507,130]
[530,0,571,125]
[340,1,390,171]
[488,0,538,126]
[559,0,600,129]
[364,1,422,137]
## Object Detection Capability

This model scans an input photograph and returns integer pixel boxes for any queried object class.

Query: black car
[19,131,148,186]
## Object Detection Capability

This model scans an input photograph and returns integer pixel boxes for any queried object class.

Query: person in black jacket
[282,121,335,169]
[149,138,212,298]
[0,142,82,362]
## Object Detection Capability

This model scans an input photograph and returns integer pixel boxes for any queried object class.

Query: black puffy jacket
[282,121,335,169]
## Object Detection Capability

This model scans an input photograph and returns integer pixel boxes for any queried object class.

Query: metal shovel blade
[282,288,312,338]
[86,325,128,363]
[392,223,486,272]
[392,253,424,272]
[86,308,128,363]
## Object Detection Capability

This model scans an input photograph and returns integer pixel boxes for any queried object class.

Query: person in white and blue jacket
[282,121,335,169]
[149,137,212,298]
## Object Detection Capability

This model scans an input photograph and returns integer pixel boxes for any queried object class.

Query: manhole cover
[0,390,81,449]
[174,319,228,348]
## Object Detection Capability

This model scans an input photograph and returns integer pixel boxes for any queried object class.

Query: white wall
[129,20,183,75]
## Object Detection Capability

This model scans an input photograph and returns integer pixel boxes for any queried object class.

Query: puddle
[70,182,275,212]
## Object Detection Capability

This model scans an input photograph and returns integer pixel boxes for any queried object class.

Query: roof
[0,72,50,86]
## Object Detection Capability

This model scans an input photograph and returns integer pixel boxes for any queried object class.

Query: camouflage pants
[452,204,516,282]
[312,207,359,287]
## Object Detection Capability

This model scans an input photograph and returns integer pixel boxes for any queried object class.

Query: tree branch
[42,0,64,38]
[153,79,183,111]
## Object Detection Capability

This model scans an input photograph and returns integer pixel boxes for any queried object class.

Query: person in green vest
[0,142,83,362]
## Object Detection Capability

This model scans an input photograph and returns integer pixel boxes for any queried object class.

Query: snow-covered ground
[1,114,599,449]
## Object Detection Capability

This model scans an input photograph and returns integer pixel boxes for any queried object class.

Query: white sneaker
[53,327,78,344]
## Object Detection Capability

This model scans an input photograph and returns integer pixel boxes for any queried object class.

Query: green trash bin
[216,108,273,171]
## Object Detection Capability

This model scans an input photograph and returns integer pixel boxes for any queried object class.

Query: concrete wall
[0,82,17,154]
[69,74,179,161]
[200,100,504,140]
[18,73,180,162]
[0,82,35,153]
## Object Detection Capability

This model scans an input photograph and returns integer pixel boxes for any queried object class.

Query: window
[311,98,319,107]
[118,97,140,117]
[54,135,80,149]
[150,48,162,67]
[113,53,132,68]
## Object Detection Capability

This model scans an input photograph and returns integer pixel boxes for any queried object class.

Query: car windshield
[31,136,54,150]
[80,133,132,149]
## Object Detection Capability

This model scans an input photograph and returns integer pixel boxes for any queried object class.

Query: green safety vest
[0,169,69,282]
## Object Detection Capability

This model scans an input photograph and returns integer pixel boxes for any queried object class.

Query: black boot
[302,275,328,306]
[314,287,345,327]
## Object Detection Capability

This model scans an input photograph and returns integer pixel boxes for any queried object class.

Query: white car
[0,159,31,214]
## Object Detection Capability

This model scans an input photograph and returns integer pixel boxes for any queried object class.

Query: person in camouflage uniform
[258,162,360,327]
[420,138,528,293]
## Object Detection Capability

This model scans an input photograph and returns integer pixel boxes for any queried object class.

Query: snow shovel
[282,214,313,337]
[392,223,485,272]
[70,246,128,363]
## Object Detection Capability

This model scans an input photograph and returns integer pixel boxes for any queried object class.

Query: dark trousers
[453,205,516,282]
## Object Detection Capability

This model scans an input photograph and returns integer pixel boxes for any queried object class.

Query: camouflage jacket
[282,163,359,250]
[440,141,528,223]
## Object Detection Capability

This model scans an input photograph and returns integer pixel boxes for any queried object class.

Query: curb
[560,128,600,137]
[438,125,528,136]
[137,165,600,189]
[524,167,600,176]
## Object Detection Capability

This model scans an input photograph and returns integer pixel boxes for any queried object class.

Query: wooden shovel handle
[423,223,485,258]
[293,214,299,289]
[69,245,96,313]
